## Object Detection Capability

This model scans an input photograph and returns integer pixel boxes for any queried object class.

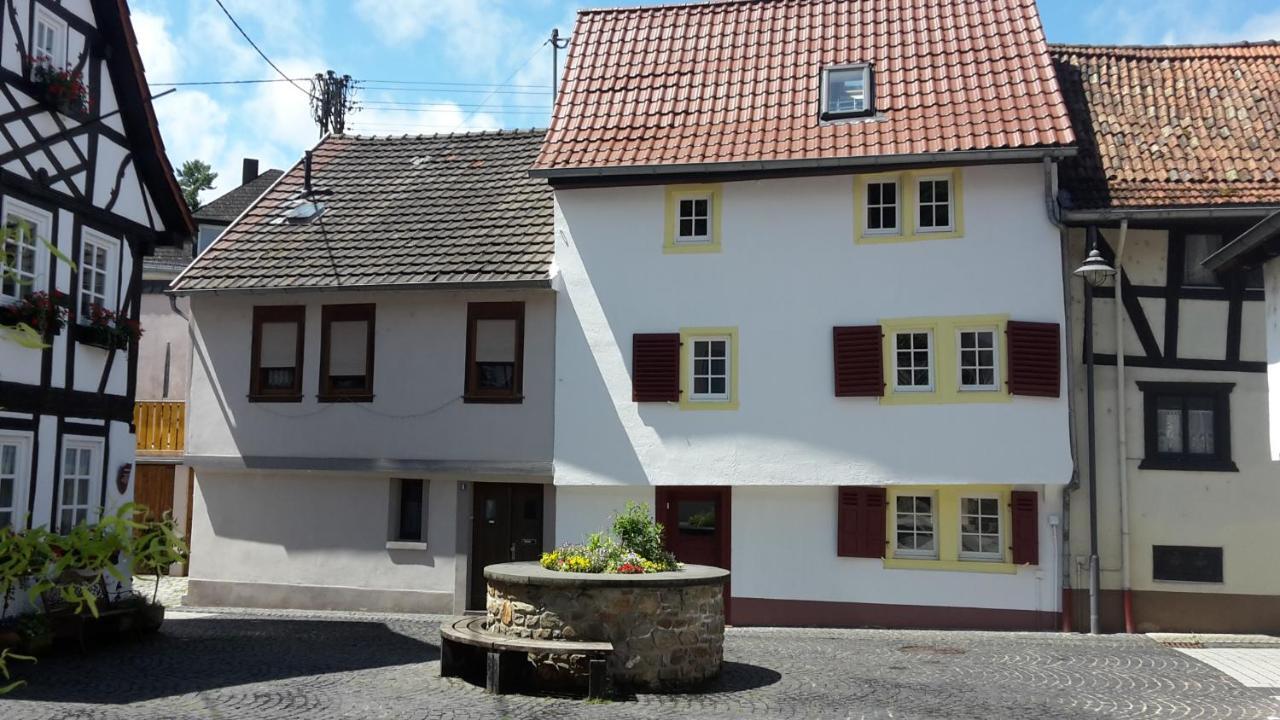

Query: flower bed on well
[539,502,680,574]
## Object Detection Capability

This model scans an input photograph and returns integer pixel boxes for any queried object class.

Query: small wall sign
[116,463,133,494]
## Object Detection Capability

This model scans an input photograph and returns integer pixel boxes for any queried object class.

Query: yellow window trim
[664,184,723,254]
[854,168,965,244]
[678,327,739,410]
[882,485,1016,574]
[880,314,1011,405]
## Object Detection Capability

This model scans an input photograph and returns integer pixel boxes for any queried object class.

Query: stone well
[484,561,729,690]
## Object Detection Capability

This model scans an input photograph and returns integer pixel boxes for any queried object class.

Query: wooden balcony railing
[134,401,185,456]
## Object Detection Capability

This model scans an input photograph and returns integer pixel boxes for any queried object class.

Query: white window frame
[958,495,1004,562]
[821,64,873,117]
[0,432,32,531]
[78,230,117,322]
[674,194,713,245]
[864,179,900,235]
[916,175,955,233]
[892,329,934,392]
[893,493,938,559]
[1,198,52,304]
[32,8,66,67]
[956,327,1000,392]
[57,437,102,532]
[688,335,731,402]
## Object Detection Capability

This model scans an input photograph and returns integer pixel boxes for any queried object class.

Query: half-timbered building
[0,0,193,563]
[1053,43,1280,633]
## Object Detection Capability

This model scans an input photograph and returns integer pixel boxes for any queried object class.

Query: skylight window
[822,64,874,120]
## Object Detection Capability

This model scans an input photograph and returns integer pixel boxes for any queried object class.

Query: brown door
[469,483,544,610]
[657,487,732,621]
[134,464,175,522]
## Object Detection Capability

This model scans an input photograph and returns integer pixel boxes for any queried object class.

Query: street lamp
[1074,234,1116,635]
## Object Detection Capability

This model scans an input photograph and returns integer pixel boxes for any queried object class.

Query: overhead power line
[454,41,549,129]
[361,79,551,90]
[212,0,313,99]
[149,78,311,87]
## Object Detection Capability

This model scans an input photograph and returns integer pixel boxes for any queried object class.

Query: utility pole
[310,70,358,137]
[550,28,570,103]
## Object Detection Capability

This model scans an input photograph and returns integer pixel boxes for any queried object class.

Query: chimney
[241,158,259,185]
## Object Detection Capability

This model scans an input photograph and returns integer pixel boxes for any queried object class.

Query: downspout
[1045,157,1076,633]
[1113,219,1135,633]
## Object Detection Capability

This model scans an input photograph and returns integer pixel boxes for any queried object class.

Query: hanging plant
[78,303,142,351]
[0,291,69,338]
[26,55,90,116]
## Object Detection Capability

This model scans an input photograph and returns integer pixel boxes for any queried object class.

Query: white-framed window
[822,64,873,117]
[32,9,66,66]
[675,195,712,244]
[865,179,899,234]
[1,199,51,303]
[0,433,31,530]
[893,330,933,391]
[959,496,1003,561]
[689,336,730,401]
[917,176,954,232]
[58,439,101,531]
[957,328,999,391]
[894,494,937,559]
[78,231,116,321]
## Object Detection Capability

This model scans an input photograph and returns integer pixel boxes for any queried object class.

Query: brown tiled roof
[170,130,552,293]
[533,0,1075,175]
[1052,43,1280,210]
[193,170,285,224]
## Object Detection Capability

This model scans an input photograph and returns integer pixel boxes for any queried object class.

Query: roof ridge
[1050,40,1280,55]
[336,127,549,141]
[577,0,805,16]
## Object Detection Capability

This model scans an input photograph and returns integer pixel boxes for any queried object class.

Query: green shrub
[539,502,679,574]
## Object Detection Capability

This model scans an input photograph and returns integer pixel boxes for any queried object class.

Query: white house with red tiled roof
[536,0,1077,630]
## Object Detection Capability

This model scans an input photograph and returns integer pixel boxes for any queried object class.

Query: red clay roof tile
[534,0,1073,174]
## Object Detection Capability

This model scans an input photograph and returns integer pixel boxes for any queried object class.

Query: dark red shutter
[833,325,884,397]
[632,333,681,402]
[837,487,886,558]
[861,487,887,558]
[1007,321,1061,397]
[1010,491,1039,565]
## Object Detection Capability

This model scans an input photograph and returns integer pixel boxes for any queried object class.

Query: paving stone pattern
[2,607,1279,720]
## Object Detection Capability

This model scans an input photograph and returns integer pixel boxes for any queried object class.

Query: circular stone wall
[484,561,728,690]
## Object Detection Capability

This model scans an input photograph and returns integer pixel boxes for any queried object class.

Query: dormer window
[822,64,874,120]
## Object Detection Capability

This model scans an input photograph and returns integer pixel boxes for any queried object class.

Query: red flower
[616,562,645,574]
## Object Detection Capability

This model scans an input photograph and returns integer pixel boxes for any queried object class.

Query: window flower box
[27,55,90,117]
[0,290,70,338]
[77,303,141,351]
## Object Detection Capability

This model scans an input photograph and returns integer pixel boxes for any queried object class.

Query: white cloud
[131,11,182,81]
[353,0,524,71]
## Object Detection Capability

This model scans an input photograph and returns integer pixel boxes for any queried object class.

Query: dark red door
[657,487,731,620]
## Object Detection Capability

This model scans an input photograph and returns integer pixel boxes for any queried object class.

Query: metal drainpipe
[1114,219,1135,633]
[1045,157,1077,633]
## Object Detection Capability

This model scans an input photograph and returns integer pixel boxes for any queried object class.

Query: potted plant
[77,303,142,351]
[26,55,90,116]
[0,291,69,338]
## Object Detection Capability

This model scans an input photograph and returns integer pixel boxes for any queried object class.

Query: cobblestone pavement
[3,607,1279,720]
[130,576,188,608]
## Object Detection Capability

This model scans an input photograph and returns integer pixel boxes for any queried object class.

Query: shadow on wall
[7,617,438,704]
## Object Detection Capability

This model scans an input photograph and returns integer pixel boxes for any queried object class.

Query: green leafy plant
[129,511,189,604]
[540,503,678,574]
[0,647,35,695]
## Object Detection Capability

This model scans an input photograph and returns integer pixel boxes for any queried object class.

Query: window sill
[1138,458,1239,473]
[879,390,1011,406]
[317,394,375,403]
[663,241,721,255]
[386,540,428,551]
[855,230,963,245]
[678,399,739,411]
[883,557,1018,574]
[463,394,524,404]
[247,394,303,403]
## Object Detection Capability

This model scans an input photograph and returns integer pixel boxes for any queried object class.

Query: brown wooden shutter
[1007,321,1061,397]
[837,487,887,558]
[632,333,681,402]
[1010,490,1039,565]
[861,487,887,558]
[833,325,884,397]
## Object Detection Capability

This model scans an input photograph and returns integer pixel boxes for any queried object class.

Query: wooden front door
[657,487,732,621]
[134,463,175,522]
[469,483,544,610]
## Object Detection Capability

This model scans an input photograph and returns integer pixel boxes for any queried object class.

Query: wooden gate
[134,463,176,522]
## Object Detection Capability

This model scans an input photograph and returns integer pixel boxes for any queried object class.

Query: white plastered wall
[1267,259,1280,461]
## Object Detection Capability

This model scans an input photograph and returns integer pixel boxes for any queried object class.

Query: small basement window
[392,478,426,544]
[822,64,874,120]
[1153,545,1223,583]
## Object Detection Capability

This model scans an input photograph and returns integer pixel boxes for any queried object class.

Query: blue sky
[130,0,1280,203]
